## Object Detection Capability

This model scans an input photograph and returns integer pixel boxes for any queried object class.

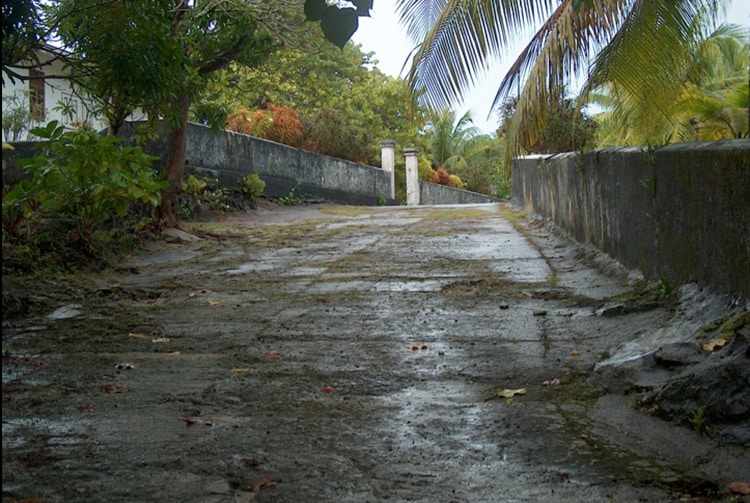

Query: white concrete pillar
[379,139,396,200]
[404,147,420,206]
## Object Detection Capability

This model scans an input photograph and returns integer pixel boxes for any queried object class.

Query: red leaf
[185,418,213,427]
[104,385,129,394]
[729,481,750,495]
[321,386,334,394]
[251,476,276,493]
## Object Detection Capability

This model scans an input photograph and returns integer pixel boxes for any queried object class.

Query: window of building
[29,69,45,121]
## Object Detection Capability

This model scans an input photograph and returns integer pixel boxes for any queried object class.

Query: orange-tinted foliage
[227,104,309,149]
[431,168,457,188]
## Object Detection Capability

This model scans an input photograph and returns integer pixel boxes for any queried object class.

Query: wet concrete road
[3,203,748,502]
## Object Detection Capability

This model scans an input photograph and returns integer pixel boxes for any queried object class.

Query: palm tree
[591,22,749,146]
[426,108,481,169]
[674,23,749,140]
[395,0,733,155]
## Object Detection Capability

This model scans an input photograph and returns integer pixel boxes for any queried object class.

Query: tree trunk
[154,90,191,229]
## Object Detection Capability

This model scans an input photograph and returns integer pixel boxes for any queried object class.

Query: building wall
[1,49,146,142]
[511,140,750,297]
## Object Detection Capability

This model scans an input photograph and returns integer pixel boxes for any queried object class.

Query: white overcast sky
[351,0,750,134]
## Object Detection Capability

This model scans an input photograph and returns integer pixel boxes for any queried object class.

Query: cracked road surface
[3,203,748,502]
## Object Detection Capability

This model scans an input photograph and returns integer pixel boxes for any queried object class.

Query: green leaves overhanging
[305,0,371,49]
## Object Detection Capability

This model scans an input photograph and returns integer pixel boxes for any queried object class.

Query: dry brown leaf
[251,476,276,493]
[265,350,280,357]
[128,332,148,339]
[151,338,171,344]
[702,338,727,352]
[104,385,129,394]
[729,481,750,495]
[406,343,428,350]
[207,300,221,306]
[570,349,580,356]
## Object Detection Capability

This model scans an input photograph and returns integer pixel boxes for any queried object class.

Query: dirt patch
[3,203,749,502]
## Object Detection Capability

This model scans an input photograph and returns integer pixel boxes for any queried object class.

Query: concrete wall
[123,122,397,206]
[511,140,750,297]
[420,181,497,205]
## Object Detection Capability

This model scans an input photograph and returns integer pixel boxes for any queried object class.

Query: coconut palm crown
[395,0,732,156]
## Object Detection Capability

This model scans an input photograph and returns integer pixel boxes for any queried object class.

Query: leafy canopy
[395,0,732,154]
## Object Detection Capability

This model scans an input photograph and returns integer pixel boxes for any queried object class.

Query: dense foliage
[195,37,428,167]
[2,122,165,270]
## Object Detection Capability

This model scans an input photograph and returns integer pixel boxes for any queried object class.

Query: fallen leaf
[729,481,750,495]
[185,418,213,427]
[190,289,214,296]
[165,351,181,356]
[570,349,580,356]
[207,300,221,306]
[79,405,95,413]
[321,386,335,394]
[702,338,727,352]
[128,332,148,339]
[265,350,280,357]
[543,378,561,386]
[30,360,49,368]
[251,476,276,493]
[406,344,428,350]
[4,354,26,365]
[495,388,527,399]
[115,363,134,372]
[104,385,129,394]
[151,338,171,344]
[230,368,250,374]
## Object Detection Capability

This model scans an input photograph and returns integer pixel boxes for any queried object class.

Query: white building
[2,46,145,142]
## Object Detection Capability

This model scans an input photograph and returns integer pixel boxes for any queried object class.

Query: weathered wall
[126,122,397,206]
[3,122,498,206]
[511,140,750,297]
[420,181,497,205]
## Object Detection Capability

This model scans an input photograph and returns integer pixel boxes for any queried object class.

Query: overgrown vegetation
[2,122,165,271]
[1,121,270,273]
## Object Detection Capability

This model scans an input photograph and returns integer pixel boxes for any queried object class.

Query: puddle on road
[489,258,552,283]
[2,417,93,449]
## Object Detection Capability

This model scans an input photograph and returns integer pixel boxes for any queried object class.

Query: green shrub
[10,121,163,236]
[3,121,165,269]
[179,174,229,218]
[238,173,265,202]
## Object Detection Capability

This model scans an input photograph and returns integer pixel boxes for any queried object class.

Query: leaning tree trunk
[154,91,191,229]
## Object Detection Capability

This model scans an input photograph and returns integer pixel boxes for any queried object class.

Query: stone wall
[511,140,750,297]
[420,181,497,205]
[3,122,499,207]
[127,122,397,206]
